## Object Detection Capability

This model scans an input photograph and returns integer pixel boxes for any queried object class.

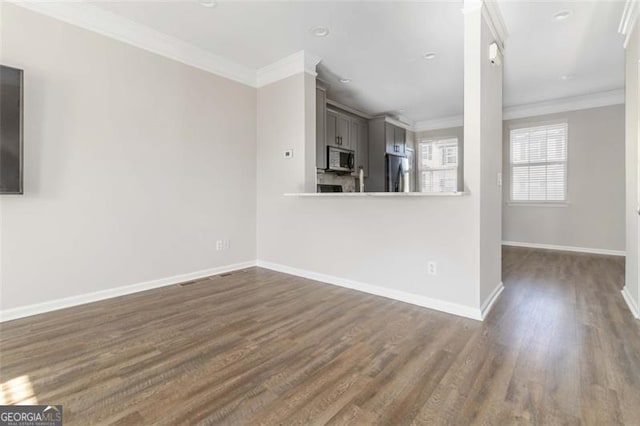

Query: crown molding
[385,116,414,131]
[394,114,415,129]
[368,116,414,131]
[326,99,373,120]
[8,0,621,120]
[414,115,464,132]
[9,1,322,88]
[619,0,640,48]
[256,51,321,88]
[503,89,624,120]
[413,89,624,132]
[10,0,258,87]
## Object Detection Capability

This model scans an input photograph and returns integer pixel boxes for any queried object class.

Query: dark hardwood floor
[1,247,639,425]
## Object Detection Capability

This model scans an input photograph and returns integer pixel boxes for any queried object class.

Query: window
[444,146,457,165]
[424,145,433,161]
[510,122,567,202]
[418,138,458,192]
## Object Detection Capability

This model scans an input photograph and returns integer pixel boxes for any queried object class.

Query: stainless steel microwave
[327,146,355,173]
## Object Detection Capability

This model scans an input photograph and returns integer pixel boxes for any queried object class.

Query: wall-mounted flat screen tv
[1,65,24,194]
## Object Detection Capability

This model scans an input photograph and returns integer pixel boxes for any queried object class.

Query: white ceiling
[500,0,625,108]
[90,0,625,123]
[92,0,464,122]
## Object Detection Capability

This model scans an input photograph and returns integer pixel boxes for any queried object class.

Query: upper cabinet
[337,115,351,149]
[385,123,406,154]
[385,124,394,154]
[315,84,370,179]
[352,118,369,177]
[394,126,406,155]
[327,109,351,149]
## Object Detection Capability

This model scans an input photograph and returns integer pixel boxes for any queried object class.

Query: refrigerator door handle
[395,163,403,192]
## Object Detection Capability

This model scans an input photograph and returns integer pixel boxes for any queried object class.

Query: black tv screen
[0,65,24,194]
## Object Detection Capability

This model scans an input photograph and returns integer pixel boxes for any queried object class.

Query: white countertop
[284,192,467,197]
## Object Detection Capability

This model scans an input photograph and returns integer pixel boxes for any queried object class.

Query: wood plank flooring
[1,247,639,425]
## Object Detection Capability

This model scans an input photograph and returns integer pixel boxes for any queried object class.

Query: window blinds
[418,138,458,193]
[510,122,567,202]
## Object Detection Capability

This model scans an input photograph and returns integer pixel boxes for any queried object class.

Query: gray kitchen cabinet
[353,119,369,177]
[337,114,351,149]
[350,119,359,156]
[385,123,405,154]
[394,126,406,154]
[368,117,409,191]
[368,118,387,191]
[327,108,352,149]
[385,123,395,154]
[326,110,338,149]
[316,94,370,183]
[316,87,327,169]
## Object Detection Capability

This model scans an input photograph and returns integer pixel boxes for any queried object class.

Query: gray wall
[502,105,625,252]
[0,5,257,310]
[255,5,504,317]
[256,73,483,314]
[417,106,626,254]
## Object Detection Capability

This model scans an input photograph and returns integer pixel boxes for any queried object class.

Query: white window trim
[418,136,459,193]
[508,120,569,204]
[508,118,568,131]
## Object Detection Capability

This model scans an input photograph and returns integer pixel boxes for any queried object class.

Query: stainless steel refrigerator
[385,153,410,192]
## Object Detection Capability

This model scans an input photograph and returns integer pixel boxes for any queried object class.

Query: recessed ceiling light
[552,10,573,21]
[423,52,437,60]
[311,26,330,37]
[339,78,351,84]
[199,0,217,7]
[560,74,574,80]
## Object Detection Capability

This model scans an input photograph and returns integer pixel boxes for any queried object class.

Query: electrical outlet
[216,240,223,251]
[224,240,231,250]
[284,149,293,159]
[428,261,437,276]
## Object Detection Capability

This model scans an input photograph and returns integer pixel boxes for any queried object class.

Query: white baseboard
[256,260,484,321]
[2,258,506,324]
[502,241,625,257]
[480,282,504,320]
[0,260,257,322]
[621,286,640,319]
